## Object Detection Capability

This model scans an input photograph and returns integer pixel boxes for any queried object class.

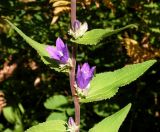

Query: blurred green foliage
[0,0,160,132]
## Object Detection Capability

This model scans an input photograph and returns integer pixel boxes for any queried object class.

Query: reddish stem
[69,0,80,131]
[71,0,76,26]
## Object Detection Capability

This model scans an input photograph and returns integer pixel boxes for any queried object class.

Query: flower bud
[69,20,88,39]
[67,117,79,132]
[72,20,80,32]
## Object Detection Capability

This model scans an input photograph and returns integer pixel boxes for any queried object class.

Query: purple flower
[68,117,75,127]
[69,20,88,39]
[76,63,96,89]
[68,117,78,132]
[72,20,80,32]
[46,37,69,64]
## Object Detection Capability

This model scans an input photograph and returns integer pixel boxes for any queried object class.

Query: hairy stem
[69,0,80,131]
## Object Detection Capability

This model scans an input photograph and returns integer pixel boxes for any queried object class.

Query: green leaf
[3,106,16,124]
[81,60,156,103]
[71,24,137,45]
[89,103,131,132]
[5,19,59,71]
[93,103,120,117]
[46,112,67,121]
[25,120,66,132]
[66,108,75,116]
[4,128,13,132]
[2,104,24,132]
[44,95,68,110]
[3,105,22,124]
[14,123,24,132]
[0,123,4,131]
[18,103,25,114]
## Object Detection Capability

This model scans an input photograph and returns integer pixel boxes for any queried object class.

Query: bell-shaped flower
[46,37,70,64]
[69,20,88,39]
[67,117,78,132]
[76,63,96,90]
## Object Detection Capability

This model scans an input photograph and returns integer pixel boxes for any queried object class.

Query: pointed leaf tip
[71,24,138,45]
[81,60,156,103]
[89,103,132,132]
[5,19,65,72]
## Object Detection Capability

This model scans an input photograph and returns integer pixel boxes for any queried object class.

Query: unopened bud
[67,117,79,132]
[68,117,75,127]
[72,20,80,32]
[69,20,88,39]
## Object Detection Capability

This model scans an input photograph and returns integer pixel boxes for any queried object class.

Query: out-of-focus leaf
[2,104,24,132]
[66,108,74,116]
[3,128,13,132]
[3,106,17,124]
[93,103,120,117]
[46,112,67,121]
[0,124,4,131]
[14,123,24,132]
[18,103,25,114]
[25,120,66,132]
[44,95,68,110]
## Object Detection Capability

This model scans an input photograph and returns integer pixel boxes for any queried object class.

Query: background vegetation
[0,0,160,131]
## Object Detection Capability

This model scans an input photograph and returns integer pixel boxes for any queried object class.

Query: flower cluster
[46,37,95,97]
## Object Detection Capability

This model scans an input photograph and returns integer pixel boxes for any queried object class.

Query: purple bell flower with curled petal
[46,37,69,64]
[76,63,96,90]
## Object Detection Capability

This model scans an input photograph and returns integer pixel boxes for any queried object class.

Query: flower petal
[76,69,84,88]
[68,117,75,127]
[46,46,60,60]
[77,75,85,89]
[81,63,90,72]
[76,65,81,79]
[72,20,80,32]
[82,78,91,89]
[76,63,95,90]
[81,22,88,32]
[56,37,65,51]
[76,72,91,89]
[89,66,96,77]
